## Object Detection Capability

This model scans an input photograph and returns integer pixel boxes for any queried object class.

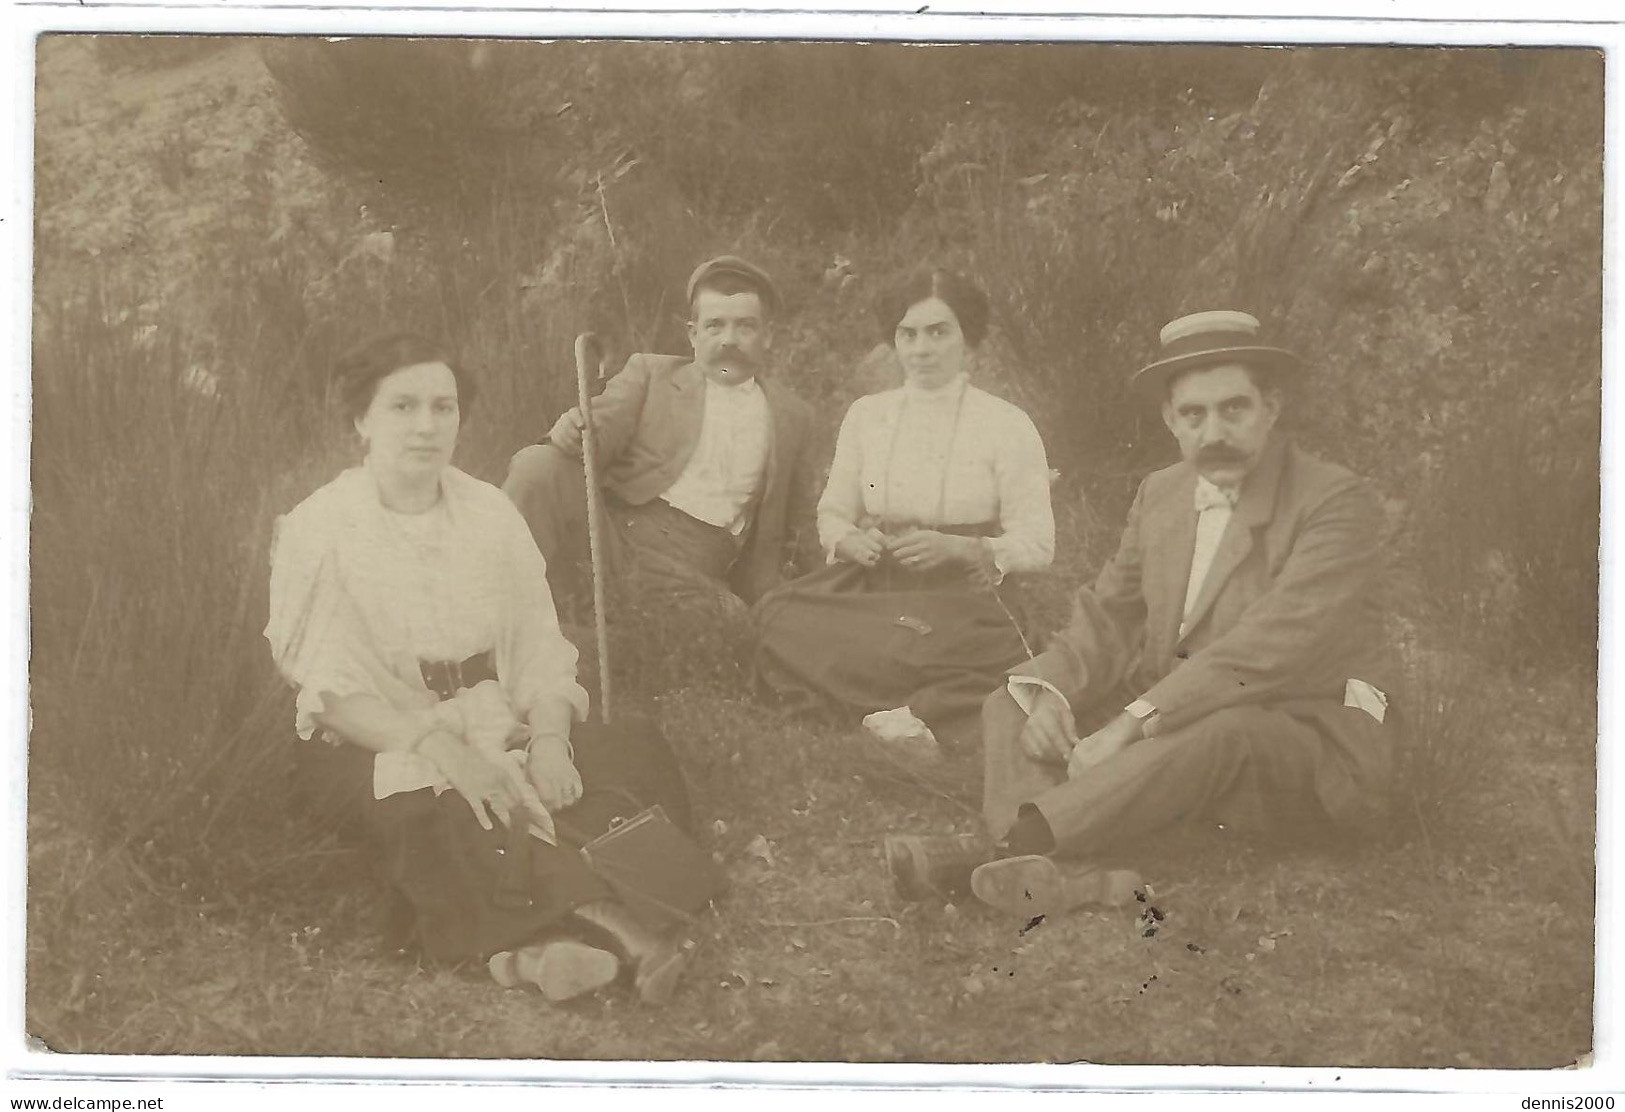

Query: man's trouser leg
[982,688,1066,841]
[984,696,1335,860]
[613,498,740,598]
[503,443,591,578]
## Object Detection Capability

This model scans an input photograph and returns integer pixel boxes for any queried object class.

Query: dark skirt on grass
[293,718,691,967]
[751,527,1034,735]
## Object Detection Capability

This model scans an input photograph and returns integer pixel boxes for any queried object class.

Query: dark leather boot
[884,833,995,900]
[572,899,694,1005]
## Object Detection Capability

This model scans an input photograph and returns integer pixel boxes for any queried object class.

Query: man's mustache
[714,346,758,366]
[1195,444,1248,464]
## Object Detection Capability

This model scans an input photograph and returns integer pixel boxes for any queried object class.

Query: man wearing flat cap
[504,255,819,609]
[886,310,1397,915]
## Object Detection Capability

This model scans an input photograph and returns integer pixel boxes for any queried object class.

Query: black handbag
[565,804,728,929]
[492,786,727,931]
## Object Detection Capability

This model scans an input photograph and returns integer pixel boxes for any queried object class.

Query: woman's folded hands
[420,729,550,833]
[836,526,984,572]
[834,526,888,567]
[524,734,584,813]
[886,529,981,572]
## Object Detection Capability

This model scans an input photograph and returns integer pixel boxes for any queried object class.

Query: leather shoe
[488,938,620,1002]
[884,833,994,900]
[572,899,694,1005]
[969,855,1143,917]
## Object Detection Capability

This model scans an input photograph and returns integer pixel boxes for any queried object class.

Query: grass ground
[27,667,1594,1066]
[23,34,1597,1071]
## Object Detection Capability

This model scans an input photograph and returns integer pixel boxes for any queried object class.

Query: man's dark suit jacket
[574,353,819,603]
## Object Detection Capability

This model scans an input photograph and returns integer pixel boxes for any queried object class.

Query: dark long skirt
[292,717,692,967]
[752,552,1034,734]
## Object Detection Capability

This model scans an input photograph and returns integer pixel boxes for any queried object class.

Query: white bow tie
[1194,479,1238,513]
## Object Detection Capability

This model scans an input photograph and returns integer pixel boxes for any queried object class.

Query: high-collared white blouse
[264,463,589,798]
[816,374,1055,576]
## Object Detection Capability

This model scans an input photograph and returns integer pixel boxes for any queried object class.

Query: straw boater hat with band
[1130,310,1304,404]
[685,255,781,317]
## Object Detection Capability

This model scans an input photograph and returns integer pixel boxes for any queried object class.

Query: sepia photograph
[19,18,1604,1079]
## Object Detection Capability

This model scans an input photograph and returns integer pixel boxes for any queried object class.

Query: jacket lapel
[757,378,786,499]
[668,361,707,468]
[1178,436,1287,640]
[730,377,784,551]
[1144,465,1199,653]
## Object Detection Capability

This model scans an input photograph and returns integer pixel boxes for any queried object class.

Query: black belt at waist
[309,651,496,747]
[935,521,999,540]
[419,650,497,701]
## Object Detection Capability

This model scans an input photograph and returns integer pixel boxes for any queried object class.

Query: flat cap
[686,255,780,315]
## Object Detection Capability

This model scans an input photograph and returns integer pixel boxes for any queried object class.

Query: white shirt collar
[1194,475,1239,510]
[704,373,764,396]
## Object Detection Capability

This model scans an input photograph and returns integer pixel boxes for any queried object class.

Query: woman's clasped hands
[523,733,584,813]
[833,526,888,567]
[887,528,980,571]
[835,526,980,571]
[420,729,567,833]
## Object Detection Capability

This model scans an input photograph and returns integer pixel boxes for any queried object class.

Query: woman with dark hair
[265,331,694,1004]
[753,268,1055,757]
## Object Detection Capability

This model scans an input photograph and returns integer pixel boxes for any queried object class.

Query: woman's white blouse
[817,376,1055,575]
[264,464,589,797]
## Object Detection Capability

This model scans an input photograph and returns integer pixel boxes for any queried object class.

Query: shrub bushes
[897,45,1601,668]
[260,38,580,228]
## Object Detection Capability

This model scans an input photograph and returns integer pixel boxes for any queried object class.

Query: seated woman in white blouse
[266,331,692,1005]
[753,267,1055,756]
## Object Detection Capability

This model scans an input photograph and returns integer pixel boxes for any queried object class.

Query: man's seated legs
[897,694,1349,913]
[615,499,741,596]
[982,686,1066,845]
[506,442,741,596]
[991,700,1334,864]
[503,443,593,591]
[885,687,1070,903]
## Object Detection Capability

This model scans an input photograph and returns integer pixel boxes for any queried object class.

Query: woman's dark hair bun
[331,330,475,422]
[872,266,990,348]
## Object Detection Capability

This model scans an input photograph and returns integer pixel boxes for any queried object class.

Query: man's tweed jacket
[578,353,819,603]
[1014,435,1395,826]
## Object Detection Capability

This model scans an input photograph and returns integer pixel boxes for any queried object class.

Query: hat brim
[686,257,780,315]
[1130,345,1303,404]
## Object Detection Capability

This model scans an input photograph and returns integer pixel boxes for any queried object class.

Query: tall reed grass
[33,270,323,881]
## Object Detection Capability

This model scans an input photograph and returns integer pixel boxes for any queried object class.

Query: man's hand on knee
[1019,688,1078,764]
[547,407,586,457]
[1066,711,1141,780]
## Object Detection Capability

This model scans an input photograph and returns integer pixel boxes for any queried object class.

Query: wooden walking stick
[574,332,614,724]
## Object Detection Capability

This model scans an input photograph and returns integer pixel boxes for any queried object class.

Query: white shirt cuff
[823,525,865,566]
[373,751,450,801]
[1006,675,1070,716]
[1344,678,1388,724]
[981,537,1010,584]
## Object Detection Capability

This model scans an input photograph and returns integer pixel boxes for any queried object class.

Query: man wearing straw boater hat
[886,310,1398,915]
[503,255,819,609]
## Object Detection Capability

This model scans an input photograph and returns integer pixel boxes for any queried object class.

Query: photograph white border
[4,1,1619,1102]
